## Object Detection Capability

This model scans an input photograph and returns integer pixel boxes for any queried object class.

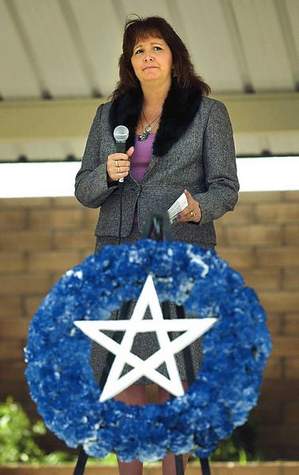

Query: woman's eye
[133,46,162,55]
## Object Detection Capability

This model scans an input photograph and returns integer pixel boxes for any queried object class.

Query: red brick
[283,225,299,245]
[281,191,299,202]
[262,378,299,398]
[24,296,44,317]
[29,209,82,230]
[284,401,299,424]
[226,225,282,246]
[239,191,283,203]
[0,361,25,383]
[214,223,228,246]
[0,382,31,403]
[283,269,299,289]
[216,247,256,269]
[0,231,52,251]
[285,358,299,379]
[28,251,80,272]
[256,247,299,268]
[219,204,254,224]
[258,425,299,447]
[52,231,94,250]
[82,208,99,228]
[259,291,299,312]
[0,296,22,318]
[0,274,51,295]
[0,253,27,273]
[242,269,281,290]
[0,210,27,230]
[263,356,283,379]
[253,401,283,424]
[0,339,25,360]
[271,337,299,357]
[266,313,282,336]
[284,314,299,336]
[0,197,51,208]
[0,319,29,339]
[256,204,299,224]
[51,196,78,208]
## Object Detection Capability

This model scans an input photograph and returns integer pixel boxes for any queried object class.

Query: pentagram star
[75,275,216,402]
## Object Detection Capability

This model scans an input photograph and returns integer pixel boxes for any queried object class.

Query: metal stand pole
[73,447,88,475]
[200,458,211,475]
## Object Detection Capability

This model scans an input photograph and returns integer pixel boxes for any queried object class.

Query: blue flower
[25,239,272,462]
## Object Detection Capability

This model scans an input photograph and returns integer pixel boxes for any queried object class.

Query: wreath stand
[73,215,211,475]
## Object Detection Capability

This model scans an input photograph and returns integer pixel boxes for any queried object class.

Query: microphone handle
[115,142,127,183]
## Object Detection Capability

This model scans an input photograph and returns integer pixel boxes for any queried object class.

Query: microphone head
[113,125,129,143]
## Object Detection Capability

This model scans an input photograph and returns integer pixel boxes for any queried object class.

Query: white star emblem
[75,275,216,402]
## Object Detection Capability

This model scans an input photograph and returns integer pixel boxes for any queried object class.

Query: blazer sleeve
[74,104,118,208]
[194,101,239,225]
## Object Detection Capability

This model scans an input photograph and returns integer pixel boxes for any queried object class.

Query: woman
[75,16,239,475]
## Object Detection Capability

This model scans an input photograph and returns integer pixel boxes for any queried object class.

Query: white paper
[168,192,188,223]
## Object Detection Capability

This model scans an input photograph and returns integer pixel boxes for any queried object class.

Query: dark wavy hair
[111,16,211,100]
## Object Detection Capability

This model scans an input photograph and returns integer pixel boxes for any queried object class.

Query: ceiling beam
[0,93,298,142]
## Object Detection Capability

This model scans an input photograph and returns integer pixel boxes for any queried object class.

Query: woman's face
[131,35,173,87]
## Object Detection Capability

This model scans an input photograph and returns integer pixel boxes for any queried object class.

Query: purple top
[130,133,155,182]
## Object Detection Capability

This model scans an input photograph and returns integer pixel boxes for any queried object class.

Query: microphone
[113,125,129,183]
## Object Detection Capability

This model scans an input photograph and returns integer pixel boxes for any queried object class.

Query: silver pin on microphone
[113,125,129,183]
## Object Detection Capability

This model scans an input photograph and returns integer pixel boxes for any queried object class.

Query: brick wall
[0,192,298,458]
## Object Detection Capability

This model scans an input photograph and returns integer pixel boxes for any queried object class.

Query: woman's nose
[144,55,154,62]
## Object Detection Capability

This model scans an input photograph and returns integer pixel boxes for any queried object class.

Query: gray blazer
[75,96,239,248]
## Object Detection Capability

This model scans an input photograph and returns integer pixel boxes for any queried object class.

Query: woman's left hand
[176,190,202,223]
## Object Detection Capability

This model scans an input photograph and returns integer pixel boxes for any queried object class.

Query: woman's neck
[141,80,171,111]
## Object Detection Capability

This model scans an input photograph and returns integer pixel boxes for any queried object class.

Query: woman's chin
[142,72,160,80]
[141,74,169,85]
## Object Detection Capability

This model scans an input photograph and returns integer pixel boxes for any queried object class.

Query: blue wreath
[25,239,271,462]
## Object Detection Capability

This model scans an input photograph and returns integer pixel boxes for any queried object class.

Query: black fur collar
[109,80,203,156]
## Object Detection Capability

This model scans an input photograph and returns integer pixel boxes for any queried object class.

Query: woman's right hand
[106,146,134,182]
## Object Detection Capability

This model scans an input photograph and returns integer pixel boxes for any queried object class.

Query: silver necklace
[138,110,161,141]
